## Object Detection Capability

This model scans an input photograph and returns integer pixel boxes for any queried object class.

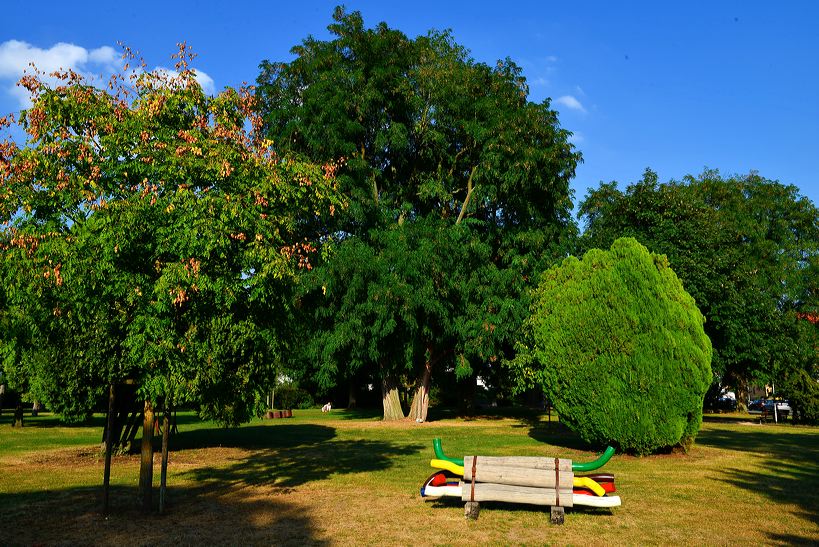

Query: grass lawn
[0,408,817,545]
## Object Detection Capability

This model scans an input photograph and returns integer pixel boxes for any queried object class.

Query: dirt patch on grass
[30,446,103,465]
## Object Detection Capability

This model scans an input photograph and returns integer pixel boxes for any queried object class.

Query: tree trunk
[139,399,154,513]
[348,381,357,409]
[31,400,41,417]
[408,358,433,422]
[458,373,477,416]
[0,383,5,417]
[735,376,749,412]
[12,403,23,427]
[103,384,116,514]
[381,375,404,421]
[159,410,170,514]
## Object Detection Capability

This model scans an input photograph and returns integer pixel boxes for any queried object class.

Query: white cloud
[545,55,559,63]
[0,40,218,109]
[0,40,119,78]
[193,69,215,95]
[0,40,121,108]
[88,46,118,66]
[568,131,585,144]
[555,95,586,113]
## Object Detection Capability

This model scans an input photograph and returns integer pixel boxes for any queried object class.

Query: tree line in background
[1,6,817,462]
[579,168,819,422]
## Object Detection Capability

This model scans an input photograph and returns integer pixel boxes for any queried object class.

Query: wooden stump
[464,501,480,520]
[550,505,565,525]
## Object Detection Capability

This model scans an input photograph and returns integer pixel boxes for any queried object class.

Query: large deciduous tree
[256,8,580,420]
[579,169,819,410]
[0,45,341,509]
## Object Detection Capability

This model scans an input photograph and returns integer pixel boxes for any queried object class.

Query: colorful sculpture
[420,438,621,512]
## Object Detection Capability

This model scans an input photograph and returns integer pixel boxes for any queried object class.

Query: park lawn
[0,409,817,546]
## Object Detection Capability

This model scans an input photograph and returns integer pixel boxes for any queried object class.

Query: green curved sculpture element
[571,445,616,472]
[432,438,615,472]
[433,438,464,466]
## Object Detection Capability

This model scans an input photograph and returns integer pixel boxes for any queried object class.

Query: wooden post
[103,384,116,514]
[550,505,565,524]
[159,409,170,514]
[464,501,480,520]
[138,399,154,513]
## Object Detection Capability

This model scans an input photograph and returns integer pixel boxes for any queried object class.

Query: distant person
[321,402,332,413]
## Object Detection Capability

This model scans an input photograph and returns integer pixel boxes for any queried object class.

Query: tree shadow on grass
[1,423,424,545]
[326,408,383,420]
[511,413,599,453]
[171,423,337,450]
[3,412,107,429]
[424,497,617,518]
[428,405,546,422]
[765,532,819,546]
[696,426,819,529]
[0,483,328,546]
[172,423,423,489]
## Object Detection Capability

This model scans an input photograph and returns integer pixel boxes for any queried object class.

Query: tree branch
[456,166,477,225]
[447,148,468,178]
[361,143,378,205]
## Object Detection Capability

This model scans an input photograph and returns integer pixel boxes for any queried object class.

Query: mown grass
[0,408,817,545]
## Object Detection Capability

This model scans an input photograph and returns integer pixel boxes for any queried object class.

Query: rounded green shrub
[783,367,819,425]
[528,237,712,455]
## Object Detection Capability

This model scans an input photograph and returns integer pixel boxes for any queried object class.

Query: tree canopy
[256,7,581,419]
[0,45,342,424]
[579,169,819,409]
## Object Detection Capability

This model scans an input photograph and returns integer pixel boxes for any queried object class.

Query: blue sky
[2,1,817,215]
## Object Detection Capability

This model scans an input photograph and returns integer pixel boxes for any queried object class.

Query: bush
[782,367,819,425]
[524,238,712,455]
[275,385,315,410]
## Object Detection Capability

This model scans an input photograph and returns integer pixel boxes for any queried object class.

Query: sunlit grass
[1,408,817,545]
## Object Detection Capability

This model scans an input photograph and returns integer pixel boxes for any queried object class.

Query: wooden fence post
[103,384,116,513]
[159,409,170,514]
[138,399,154,513]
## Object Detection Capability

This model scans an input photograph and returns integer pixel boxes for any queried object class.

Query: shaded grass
[0,408,817,545]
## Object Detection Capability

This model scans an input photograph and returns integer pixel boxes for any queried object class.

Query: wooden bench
[759,408,788,424]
